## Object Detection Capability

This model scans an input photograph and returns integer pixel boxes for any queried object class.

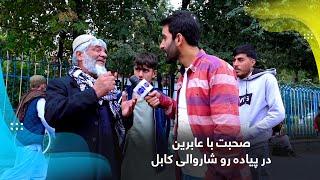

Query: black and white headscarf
[68,66,125,148]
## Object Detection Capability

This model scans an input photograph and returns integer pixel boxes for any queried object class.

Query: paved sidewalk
[269,138,320,180]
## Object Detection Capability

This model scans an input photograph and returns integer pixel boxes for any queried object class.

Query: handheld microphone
[96,65,120,99]
[129,75,154,98]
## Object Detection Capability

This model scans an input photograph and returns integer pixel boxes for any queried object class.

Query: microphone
[129,75,154,98]
[95,65,120,97]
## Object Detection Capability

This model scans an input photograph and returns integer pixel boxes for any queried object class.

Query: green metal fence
[1,52,320,138]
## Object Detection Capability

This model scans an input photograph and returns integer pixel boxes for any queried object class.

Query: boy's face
[134,65,156,83]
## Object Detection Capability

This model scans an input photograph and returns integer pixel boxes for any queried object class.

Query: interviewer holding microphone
[45,34,123,180]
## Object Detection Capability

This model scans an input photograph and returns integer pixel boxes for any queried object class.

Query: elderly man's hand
[93,71,115,98]
[121,91,137,117]
[145,91,161,108]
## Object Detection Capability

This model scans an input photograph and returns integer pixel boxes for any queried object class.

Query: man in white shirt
[233,44,285,180]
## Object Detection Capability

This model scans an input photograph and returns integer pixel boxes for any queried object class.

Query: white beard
[95,64,107,77]
[83,53,107,77]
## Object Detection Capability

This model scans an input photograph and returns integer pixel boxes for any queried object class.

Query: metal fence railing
[280,85,320,138]
[0,52,70,109]
[1,52,320,138]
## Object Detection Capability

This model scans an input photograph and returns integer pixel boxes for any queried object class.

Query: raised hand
[121,91,137,117]
[93,71,115,98]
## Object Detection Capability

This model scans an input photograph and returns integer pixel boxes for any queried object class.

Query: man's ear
[175,33,183,46]
[251,59,256,66]
[76,51,84,65]
[152,70,157,79]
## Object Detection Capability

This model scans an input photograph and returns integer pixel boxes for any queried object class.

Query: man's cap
[72,34,96,52]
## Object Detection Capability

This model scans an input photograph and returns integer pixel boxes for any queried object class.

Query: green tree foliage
[0,0,318,86]
[0,0,170,76]
[0,0,171,107]
[185,0,318,84]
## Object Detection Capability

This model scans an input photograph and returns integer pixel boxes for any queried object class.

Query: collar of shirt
[179,50,206,75]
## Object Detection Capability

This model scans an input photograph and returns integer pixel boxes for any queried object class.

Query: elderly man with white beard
[45,34,127,180]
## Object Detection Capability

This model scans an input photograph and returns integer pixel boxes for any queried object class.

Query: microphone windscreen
[129,75,140,88]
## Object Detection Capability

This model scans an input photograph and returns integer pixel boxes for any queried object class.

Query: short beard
[166,42,179,63]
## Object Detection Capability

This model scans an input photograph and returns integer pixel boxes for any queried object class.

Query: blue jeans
[0,145,48,180]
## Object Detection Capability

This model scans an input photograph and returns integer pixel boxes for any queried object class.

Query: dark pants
[182,173,204,180]
[247,142,270,180]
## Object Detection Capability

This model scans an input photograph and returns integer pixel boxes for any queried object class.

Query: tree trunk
[57,30,66,61]
[294,69,299,83]
[182,0,191,10]
[72,0,83,39]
